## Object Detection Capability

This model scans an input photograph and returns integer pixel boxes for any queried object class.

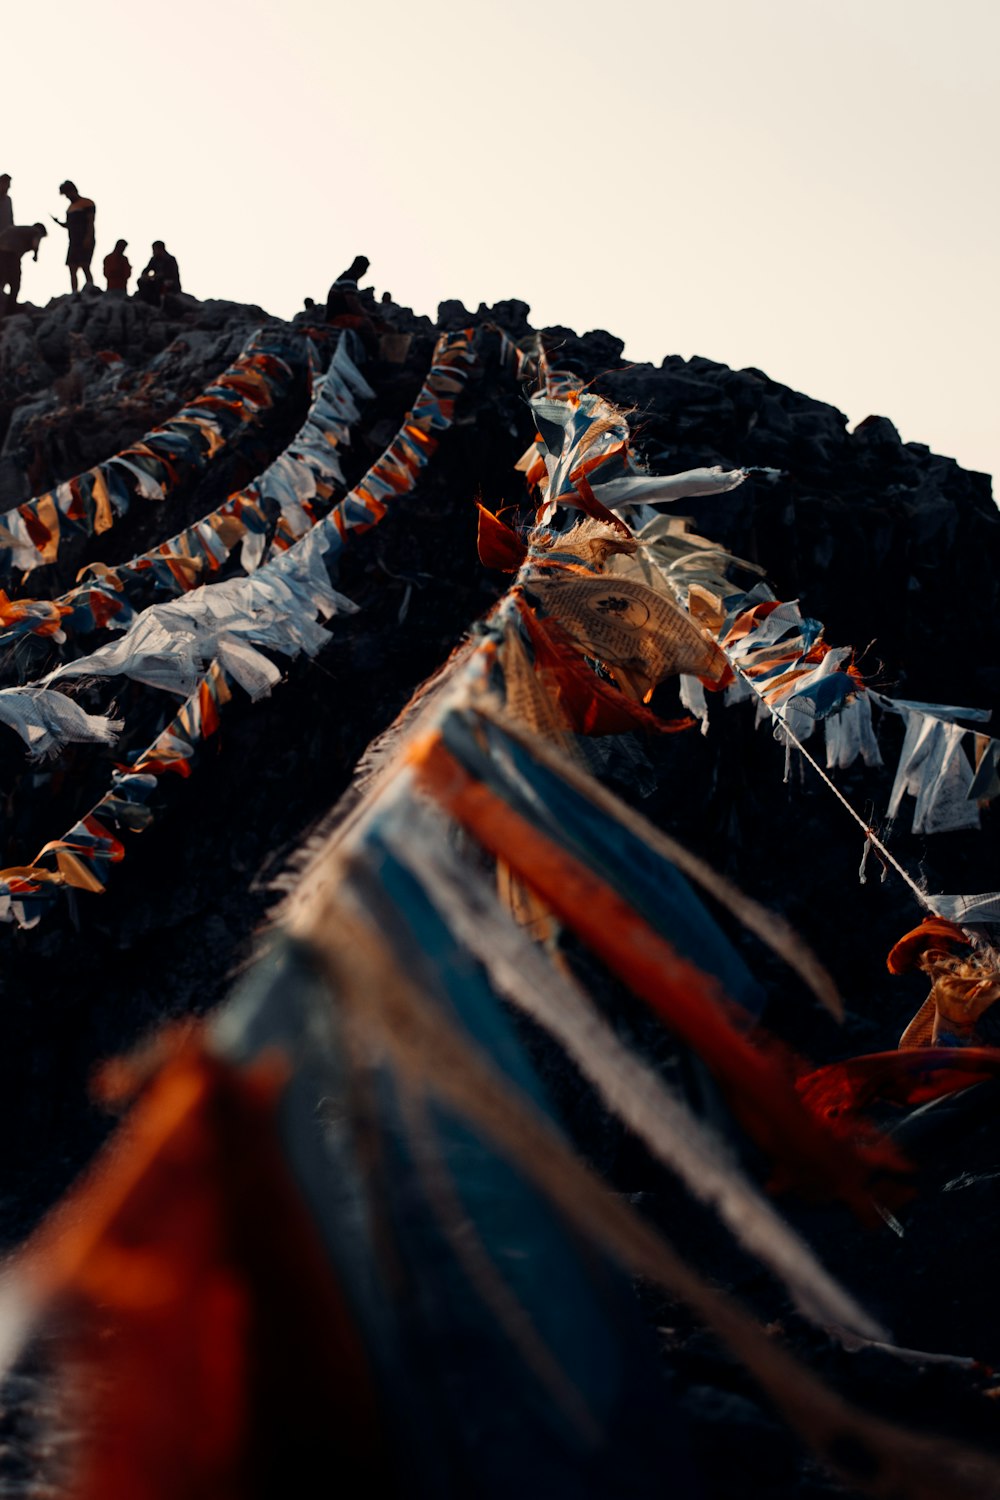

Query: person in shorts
[52,181,96,292]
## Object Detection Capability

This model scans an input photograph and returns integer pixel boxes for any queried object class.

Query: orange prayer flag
[476,504,528,572]
[22,1043,384,1500]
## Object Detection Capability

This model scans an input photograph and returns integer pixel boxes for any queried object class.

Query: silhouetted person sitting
[52,181,96,292]
[0,175,13,236]
[325,255,381,353]
[137,241,182,306]
[104,239,131,295]
[0,224,47,315]
[325,255,370,321]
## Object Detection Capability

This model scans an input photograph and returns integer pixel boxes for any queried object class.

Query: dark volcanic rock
[598,350,997,712]
[542,323,626,373]
[0,291,273,506]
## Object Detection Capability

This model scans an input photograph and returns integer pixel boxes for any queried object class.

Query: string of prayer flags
[520,359,749,526]
[0,660,233,926]
[0,521,358,917]
[0,327,532,924]
[514,348,1000,940]
[0,335,372,667]
[650,525,999,838]
[321,328,487,555]
[255,333,375,562]
[0,328,303,578]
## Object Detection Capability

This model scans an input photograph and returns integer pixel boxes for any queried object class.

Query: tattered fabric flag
[873,693,992,726]
[969,737,1000,804]
[887,711,980,835]
[885,916,1000,1049]
[514,600,695,738]
[521,373,747,525]
[614,512,766,602]
[3,1038,385,1500]
[589,465,749,508]
[522,561,728,699]
[798,1047,1000,1125]
[886,917,969,975]
[476,504,529,572]
[678,673,710,734]
[0,686,122,758]
[931,891,1000,928]
[824,690,883,770]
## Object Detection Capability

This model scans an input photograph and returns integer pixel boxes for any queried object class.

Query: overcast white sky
[4,0,997,482]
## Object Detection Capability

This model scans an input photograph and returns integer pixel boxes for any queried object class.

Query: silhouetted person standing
[52,181,96,291]
[104,239,131,294]
[137,241,181,306]
[0,175,13,236]
[0,224,47,315]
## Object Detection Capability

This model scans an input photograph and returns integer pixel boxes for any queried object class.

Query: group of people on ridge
[1,174,384,338]
[0,174,182,315]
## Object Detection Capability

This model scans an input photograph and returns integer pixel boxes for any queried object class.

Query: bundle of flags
[508,355,1000,1117]
[0,334,372,668]
[517,363,1000,950]
[0,326,530,926]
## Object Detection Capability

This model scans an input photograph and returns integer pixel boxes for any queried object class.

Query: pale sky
[4,0,997,483]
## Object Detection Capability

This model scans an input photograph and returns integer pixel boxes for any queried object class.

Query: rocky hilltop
[0,284,998,1499]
